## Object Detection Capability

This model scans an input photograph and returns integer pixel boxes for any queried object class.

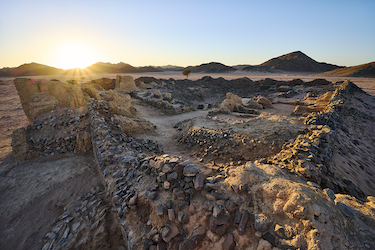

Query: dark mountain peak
[259,51,341,73]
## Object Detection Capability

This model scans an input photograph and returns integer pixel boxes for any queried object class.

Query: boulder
[221,99,236,112]
[115,75,136,92]
[256,96,273,109]
[226,92,242,104]
[109,90,136,117]
[244,100,263,110]
[114,115,155,136]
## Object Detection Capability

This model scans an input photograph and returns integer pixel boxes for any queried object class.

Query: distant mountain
[321,62,375,77]
[185,62,236,73]
[257,51,343,73]
[0,63,64,77]
[84,62,161,73]
[156,65,185,71]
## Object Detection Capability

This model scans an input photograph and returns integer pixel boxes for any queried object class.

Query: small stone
[336,201,355,218]
[62,227,70,238]
[189,204,195,214]
[168,209,175,221]
[162,223,179,243]
[160,226,171,238]
[234,209,242,224]
[215,224,227,236]
[166,199,173,209]
[164,181,171,190]
[222,233,235,250]
[128,194,138,206]
[206,194,216,201]
[156,204,166,216]
[225,200,237,213]
[238,210,250,235]
[162,164,173,173]
[213,204,224,217]
[183,165,199,177]
[324,188,336,200]
[194,173,205,190]
[72,222,80,232]
[167,172,178,182]
[254,214,269,233]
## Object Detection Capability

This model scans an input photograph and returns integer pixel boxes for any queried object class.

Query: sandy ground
[0,153,102,250]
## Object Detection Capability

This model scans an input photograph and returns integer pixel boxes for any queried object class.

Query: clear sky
[0,0,374,69]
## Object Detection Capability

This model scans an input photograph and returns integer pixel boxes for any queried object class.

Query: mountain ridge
[1,51,373,77]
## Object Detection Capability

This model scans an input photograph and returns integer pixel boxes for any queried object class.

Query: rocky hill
[0,62,65,77]
[258,51,343,73]
[322,62,375,77]
[184,62,236,73]
[85,62,161,73]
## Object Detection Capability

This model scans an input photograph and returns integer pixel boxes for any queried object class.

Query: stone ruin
[10,76,375,249]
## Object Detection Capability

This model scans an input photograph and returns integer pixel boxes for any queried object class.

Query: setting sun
[53,42,99,69]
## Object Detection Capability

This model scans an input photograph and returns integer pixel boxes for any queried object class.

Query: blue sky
[0,0,374,68]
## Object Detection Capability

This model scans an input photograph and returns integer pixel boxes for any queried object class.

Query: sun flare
[54,42,99,69]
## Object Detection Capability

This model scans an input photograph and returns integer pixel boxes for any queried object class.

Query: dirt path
[132,101,214,168]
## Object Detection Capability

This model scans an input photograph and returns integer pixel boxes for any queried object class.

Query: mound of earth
[1,75,375,250]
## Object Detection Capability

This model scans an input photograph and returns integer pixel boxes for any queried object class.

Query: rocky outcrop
[115,75,136,92]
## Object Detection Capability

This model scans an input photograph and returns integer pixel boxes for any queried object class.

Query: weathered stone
[336,202,355,217]
[167,172,178,182]
[162,164,173,173]
[128,194,138,206]
[256,96,273,109]
[238,210,250,235]
[254,214,269,233]
[222,233,235,250]
[156,204,166,216]
[188,204,195,214]
[160,226,171,238]
[183,165,199,177]
[213,204,224,217]
[194,173,205,190]
[225,200,237,213]
[234,209,242,224]
[162,223,179,243]
[215,224,227,236]
[168,209,175,221]
[206,194,216,201]
[115,75,136,92]
[324,188,336,200]
[164,181,171,190]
